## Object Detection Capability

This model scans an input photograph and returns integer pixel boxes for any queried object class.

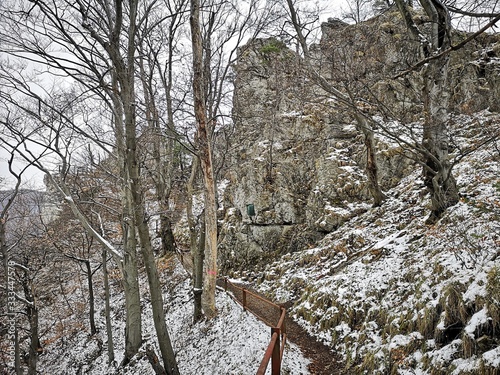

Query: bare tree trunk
[395,0,459,223]
[138,53,176,257]
[123,99,179,372]
[159,214,176,256]
[146,345,167,375]
[187,157,199,257]
[102,0,179,370]
[193,211,205,322]
[27,305,40,375]
[122,182,143,365]
[123,29,179,373]
[136,217,179,375]
[354,114,387,207]
[84,259,97,335]
[102,249,115,364]
[110,69,143,364]
[365,128,387,207]
[422,58,459,223]
[22,281,41,375]
[190,0,218,319]
[186,157,204,321]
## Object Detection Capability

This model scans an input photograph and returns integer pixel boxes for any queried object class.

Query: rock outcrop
[218,10,500,271]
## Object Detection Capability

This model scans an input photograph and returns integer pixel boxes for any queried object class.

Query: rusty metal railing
[219,277,287,375]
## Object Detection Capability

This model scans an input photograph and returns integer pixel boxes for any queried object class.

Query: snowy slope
[252,111,500,374]
[35,260,308,374]
[18,112,500,375]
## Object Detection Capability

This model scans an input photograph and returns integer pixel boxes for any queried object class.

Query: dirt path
[217,279,342,375]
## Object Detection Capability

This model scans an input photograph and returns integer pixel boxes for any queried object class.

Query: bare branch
[394,13,500,79]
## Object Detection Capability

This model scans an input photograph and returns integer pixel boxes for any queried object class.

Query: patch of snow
[483,346,500,368]
[465,307,488,336]
[35,262,310,374]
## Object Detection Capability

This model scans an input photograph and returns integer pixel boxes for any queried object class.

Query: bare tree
[0,157,29,374]
[101,248,115,364]
[136,0,189,258]
[392,0,500,222]
[0,0,183,370]
[187,0,286,319]
[51,229,100,336]
[342,0,376,23]
[286,0,499,219]
[189,0,219,319]
[1,189,53,375]
[286,0,387,207]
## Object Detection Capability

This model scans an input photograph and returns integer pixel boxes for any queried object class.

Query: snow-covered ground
[253,111,500,374]
[36,261,309,374]
[8,112,499,375]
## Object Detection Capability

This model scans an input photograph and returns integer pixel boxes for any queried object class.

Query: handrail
[256,331,279,374]
[257,308,287,375]
[218,277,287,375]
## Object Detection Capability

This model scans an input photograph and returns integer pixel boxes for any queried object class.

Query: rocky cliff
[218,9,500,271]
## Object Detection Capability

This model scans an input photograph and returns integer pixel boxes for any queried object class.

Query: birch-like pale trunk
[190,0,218,319]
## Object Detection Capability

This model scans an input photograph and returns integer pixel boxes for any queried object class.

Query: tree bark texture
[111,72,143,363]
[159,213,177,256]
[102,249,115,364]
[119,3,178,371]
[146,345,168,375]
[122,189,142,364]
[138,53,177,257]
[193,211,205,322]
[355,114,387,207]
[122,54,179,375]
[422,57,459,223]
[186,157,204,321]
[190,0,218,319]
[22,280,42,375]
[395,0,459,223]
[84,260,97,335]
[15,327,21,375]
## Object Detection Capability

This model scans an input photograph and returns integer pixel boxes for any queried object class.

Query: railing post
[281,307,286,335]
[224,277,228,291]
[242,288,247,311]
[271,328,281,375]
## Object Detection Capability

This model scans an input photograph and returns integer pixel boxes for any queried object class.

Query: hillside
[1,4,500,375]
[33,259,309,374]
[212,11,500,372]
[248,110,500,374]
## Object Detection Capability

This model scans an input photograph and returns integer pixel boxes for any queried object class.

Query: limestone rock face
[317,9,500,116]
[218,14,500,270]
[218,38,409,269]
